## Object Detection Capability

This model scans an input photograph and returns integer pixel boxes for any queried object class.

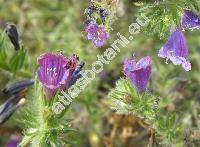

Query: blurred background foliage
[0,0,199,146]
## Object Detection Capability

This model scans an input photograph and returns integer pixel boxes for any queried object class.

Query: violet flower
[6,135,21,147]
[182,10,200,30]
[37,53,83,99]
[123,56,152,92]
[85,23,108,47]
[158,29,191,71]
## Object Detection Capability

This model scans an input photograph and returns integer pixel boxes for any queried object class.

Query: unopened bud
[5,23,20,50]
[2,79,34,95]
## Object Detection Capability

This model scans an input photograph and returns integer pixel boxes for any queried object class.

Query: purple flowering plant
[0,1,200,147]
[18,52,85,146]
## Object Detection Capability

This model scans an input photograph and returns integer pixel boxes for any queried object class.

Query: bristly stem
[109,78,184,146]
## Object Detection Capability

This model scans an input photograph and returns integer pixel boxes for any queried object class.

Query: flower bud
[2,79,34,95]
[0,95,24,124]
[5,23,20,50]
[69,61,85,87]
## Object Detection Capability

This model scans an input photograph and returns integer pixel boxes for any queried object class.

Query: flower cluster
[84,4,109,25]
[37,52,84,100]
[123,9,199,92]
[84,3,109,47]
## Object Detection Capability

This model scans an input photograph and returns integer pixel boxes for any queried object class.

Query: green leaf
[166,114,176,130]
[10,46,27,72]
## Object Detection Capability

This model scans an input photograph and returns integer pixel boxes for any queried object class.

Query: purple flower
[158,29,191,71]
[37,53,78,99]
[123,56,152,92]
[6,135,21,147]
[85,23,108,47]
[182,10,200,30]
